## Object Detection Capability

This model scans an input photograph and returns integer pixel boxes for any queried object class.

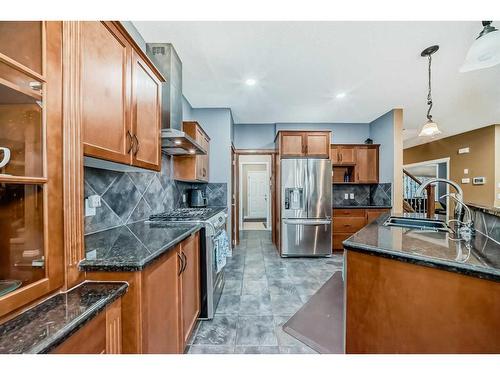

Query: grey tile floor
[187,230,343,354]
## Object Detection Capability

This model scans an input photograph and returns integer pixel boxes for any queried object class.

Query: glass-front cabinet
[0,21,63,316]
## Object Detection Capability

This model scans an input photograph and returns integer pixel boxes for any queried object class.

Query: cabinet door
[339,146,356,164]
[200,135,209,181]
[356,147,378,183]
[142,246,182,354]
[280,132,304,157]
[330,146,339,164]
[81,21,132,164]
[180,232,200,347]
[366,209,390,224]
[305,132,330,158]
[131,51,161,171]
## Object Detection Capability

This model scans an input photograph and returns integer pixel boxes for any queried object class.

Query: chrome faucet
[415,178,474,240]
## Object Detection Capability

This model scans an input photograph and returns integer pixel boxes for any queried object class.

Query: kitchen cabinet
[0,21,65,318]
[331,144,379,184]
[173,121,210,182]
[332,208,390,251]
[277,131,331,158]
[331,145,356,165]
[86,231,201,354]
[52,298,122,354]
[80,21,163,171]
[180,232,200,346]
[355,146,379,183]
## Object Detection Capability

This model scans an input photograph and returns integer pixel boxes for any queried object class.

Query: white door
[247,171,267,218]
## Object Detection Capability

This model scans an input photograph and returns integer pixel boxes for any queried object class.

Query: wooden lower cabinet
[86,231,200,354]
[51,298,122,354]
[332,208,390,251]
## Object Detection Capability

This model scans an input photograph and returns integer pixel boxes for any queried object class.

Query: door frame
[232,149,277,245]
[404,157,450,220]
[240,162,270,230]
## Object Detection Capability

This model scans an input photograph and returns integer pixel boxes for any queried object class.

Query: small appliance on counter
[188,188,208,207]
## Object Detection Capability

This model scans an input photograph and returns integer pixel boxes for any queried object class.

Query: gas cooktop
[149,207,225,222]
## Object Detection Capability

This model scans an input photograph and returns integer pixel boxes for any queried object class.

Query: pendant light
[419,45,442,137]
[460,21,500,73]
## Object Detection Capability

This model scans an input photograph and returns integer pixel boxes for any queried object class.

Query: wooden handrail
[403,168,422,184]
[403,169,435,218]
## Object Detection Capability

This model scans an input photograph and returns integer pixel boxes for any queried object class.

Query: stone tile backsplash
[84,156,227,235]
[332,183,391,207]
[470,207,500,243]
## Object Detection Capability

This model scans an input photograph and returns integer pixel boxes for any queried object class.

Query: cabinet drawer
[333,208,366,217]
[333,217,366,233]
[333,233,352,250]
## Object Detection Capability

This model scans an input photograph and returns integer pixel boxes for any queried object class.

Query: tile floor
[187,230,343,354]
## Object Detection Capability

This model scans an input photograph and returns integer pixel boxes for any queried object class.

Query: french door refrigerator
[281,158,332,256]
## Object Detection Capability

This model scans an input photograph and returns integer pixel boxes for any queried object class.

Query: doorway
[239,155,271,231]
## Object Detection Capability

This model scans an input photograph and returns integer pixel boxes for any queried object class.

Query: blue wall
[233,123,276,149]
[369,110,395,185]
[233,122,370,149]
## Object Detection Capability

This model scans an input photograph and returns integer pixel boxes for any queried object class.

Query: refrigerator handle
[283,219,332,225]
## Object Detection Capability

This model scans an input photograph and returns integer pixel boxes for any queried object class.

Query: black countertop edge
[79,223,203,272]
[467,203,500,218]
[333,205,392,209]
[0,281,128,354]
[36,281,128,354]
[343,239,500,282]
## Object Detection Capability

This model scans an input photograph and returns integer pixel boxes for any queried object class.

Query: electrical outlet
[349,193,355,200]
[458,147,470,154]
[464,169,469,174]
[88,194,101,208]
[344,193,349,200]
[85,198,96,217]
[182,193,187,203]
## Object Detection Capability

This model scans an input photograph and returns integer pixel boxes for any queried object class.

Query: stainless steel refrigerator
[281,159,332,257]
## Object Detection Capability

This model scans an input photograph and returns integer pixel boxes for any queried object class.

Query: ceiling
[133,21,500,148]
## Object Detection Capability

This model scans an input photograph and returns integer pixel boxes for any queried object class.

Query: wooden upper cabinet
[0,22,43,75]
[173,121,210,182]
[280,132,305,157]
[355,146,379,183]
[331,145,356,165]
[81,21,132,165]
[180,232,200,347]
[305,132,330,158]
[80,21,164,171]
[278,131,331,158]
[131,51,161,171]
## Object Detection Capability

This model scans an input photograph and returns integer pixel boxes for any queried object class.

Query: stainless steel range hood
[146,43,206,155]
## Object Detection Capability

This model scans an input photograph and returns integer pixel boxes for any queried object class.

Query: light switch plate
[344,193,349,199]
[464,169,469,174]
[88,194,101,208]
[461,178,470,184]
[458,147,470,154]
[349,193,355,199]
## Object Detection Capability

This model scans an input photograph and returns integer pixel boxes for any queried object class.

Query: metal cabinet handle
[283,219,332,225]
[29,81,42,91]
[181,252,187,273]
[127,131,134,154]
[133,134,139,156]
[177,253,184,275]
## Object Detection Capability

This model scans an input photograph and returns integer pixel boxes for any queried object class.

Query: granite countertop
[80,221,202,272]
[343,213,500,282]
[466,202,500,218]
[0,281,127,354]
[333,205,392,209]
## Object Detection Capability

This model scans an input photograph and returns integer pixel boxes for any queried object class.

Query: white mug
[0,147,11,169]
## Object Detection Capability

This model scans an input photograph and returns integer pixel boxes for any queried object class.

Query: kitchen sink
[383,216,451,232]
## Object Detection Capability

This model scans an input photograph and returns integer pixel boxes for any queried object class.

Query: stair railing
[403,169,435,218]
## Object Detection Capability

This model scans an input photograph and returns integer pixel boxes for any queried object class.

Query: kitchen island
[343,213,500,353]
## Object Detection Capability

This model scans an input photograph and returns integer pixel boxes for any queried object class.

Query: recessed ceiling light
[336,92,346,99]
[174,140,182,145]
[245,78,257,86]
[188,149,196,154]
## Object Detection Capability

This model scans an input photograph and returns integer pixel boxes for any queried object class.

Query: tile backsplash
[84,156,227,234]
[332,183,391,207]
[470,207,500,243]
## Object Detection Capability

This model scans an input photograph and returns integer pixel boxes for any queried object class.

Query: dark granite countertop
[80,221,202,272]
[467,202,500,218]
[333,205,392,209]
[343,213,500,282]
[0,281,127,354]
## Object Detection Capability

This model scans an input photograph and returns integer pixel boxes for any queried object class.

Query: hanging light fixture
[460,21,500,73]
[419,45,442,137]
